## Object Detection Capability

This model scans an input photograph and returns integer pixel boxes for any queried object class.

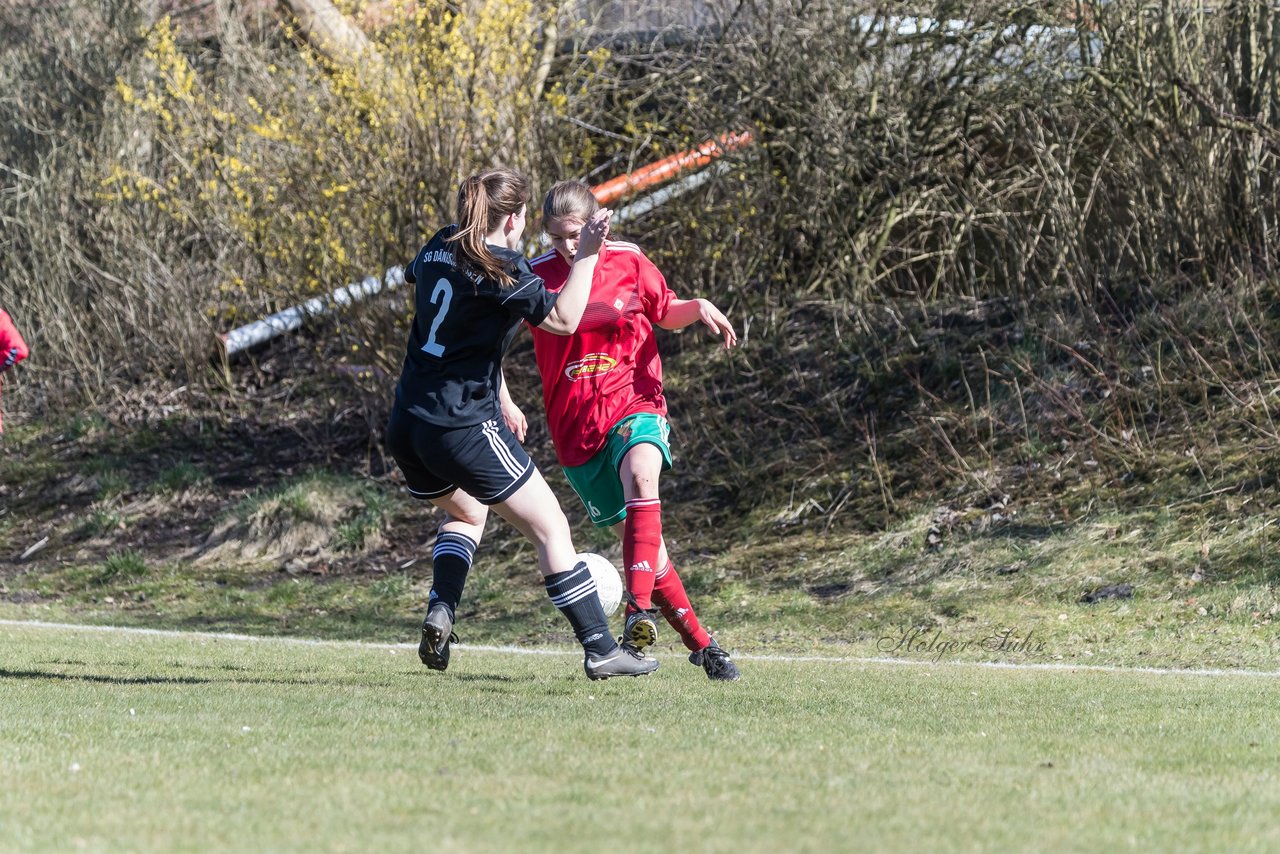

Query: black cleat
[623,607,660,651]
[584,642,659,680]
[418,604,458,672]
[689,638,740,681]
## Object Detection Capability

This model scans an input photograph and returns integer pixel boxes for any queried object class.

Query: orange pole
[590,130,753,205]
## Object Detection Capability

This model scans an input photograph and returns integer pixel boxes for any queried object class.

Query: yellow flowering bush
[104,1,571,333]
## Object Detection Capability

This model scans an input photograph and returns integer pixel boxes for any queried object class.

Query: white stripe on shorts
[481,419,526,480]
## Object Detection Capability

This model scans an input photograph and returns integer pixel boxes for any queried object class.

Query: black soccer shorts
[385,406,535,505]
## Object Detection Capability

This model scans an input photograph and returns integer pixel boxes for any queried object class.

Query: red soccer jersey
[0,309,28,372]
[0,308,28,433]
[527,240,675,466]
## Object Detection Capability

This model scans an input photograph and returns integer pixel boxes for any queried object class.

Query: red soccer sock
[652,559,712,652]
[623,498,662,611]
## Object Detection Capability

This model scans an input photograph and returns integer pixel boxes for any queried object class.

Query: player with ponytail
[448,173,526,286]
[386,169,657,681]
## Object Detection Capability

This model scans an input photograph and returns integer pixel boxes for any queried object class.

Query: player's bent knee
[435,497,489,529]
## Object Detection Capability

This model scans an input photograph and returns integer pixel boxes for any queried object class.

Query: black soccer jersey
[395,225,558,427]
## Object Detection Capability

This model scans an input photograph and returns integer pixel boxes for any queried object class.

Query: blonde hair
[542,179,600,226]
[447,169,531,286]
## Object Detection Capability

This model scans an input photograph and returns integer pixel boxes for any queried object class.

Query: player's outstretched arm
[657,298,737,349]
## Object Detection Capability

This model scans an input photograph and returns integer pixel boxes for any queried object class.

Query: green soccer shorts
[562,413,673,527]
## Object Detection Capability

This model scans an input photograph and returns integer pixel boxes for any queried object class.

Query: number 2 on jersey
[420,277,453,357]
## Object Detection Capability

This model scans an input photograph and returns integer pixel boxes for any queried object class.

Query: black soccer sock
[428,530,477,618]
[544,562,616,657]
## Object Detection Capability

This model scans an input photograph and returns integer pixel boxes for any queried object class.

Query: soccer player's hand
[501,396,528,442]
[695,299,737,349]
[574,208,612,259]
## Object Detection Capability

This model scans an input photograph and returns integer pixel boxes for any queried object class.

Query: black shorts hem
[406,484,456,501]
[476,462,534,505]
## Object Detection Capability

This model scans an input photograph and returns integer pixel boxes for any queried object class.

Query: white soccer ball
[577,552,623,617]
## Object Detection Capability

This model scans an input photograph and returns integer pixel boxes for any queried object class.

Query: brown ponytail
[447,169,532,287]
[542,179,600,226]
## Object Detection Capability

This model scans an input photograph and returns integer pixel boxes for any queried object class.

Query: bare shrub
[1,1,157,408]
[7,0,1280,537]
[564,1,1280,526]
[3,0,567,416]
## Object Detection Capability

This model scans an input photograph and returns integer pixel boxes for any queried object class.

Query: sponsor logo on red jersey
[564,352,617,381]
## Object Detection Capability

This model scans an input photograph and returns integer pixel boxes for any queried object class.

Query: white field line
[4,618,1279,679]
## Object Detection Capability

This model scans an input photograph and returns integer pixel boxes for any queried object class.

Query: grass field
[3,621,1279,852]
